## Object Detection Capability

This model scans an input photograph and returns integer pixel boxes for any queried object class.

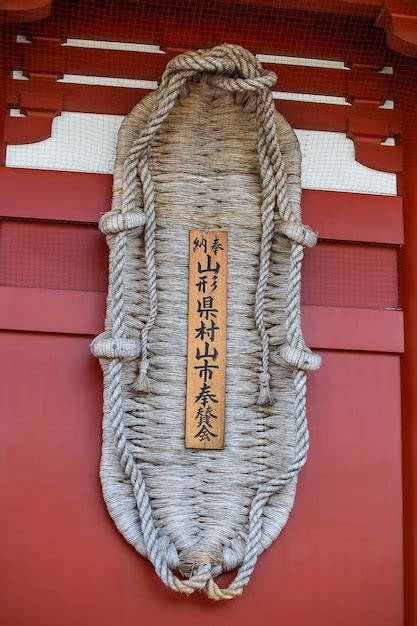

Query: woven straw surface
[94,51,316,593]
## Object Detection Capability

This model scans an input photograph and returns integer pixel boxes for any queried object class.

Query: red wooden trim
[397,57,417,626]
[0,285,404,352]
[303,305,404,353]
[218,0,383,17]
[377,3,417,58]
[0,168,403,244]
[0,286,106,336]
[302,189,403,245]
[0,167,112,222]
[7,78,401,133]
[0,26,10,166]
[17,38,393,103]
[219,0,383,17]
[25,4,391,66]
[0,0,51,23]
[6,1,417,59]
[6,77,402,171]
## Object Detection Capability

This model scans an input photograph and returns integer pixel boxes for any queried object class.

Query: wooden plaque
[185,230,228,449]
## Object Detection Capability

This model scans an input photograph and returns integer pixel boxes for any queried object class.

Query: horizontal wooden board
[6,77,401,139]
[302,242,399,309]
[0,286,404,353]
[0,333,403,626]
[25,3,390,66]
[0,168,403,244]
[17,38,392,102]
[0,219,400,308]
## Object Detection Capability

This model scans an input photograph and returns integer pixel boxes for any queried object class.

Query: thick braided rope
[98,228,211,594]
[106,358,213,594]
[122,44,283,402]
[205,370,309,600]
[94,43,320,599]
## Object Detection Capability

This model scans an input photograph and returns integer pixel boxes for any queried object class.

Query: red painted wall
[0,333,404,626]
[0,3,408,620]
[0,170,405,625]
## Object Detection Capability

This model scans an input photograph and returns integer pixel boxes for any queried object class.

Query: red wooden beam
[0,0,51,23]
[5,0,417,60]
[6,0,417,60]
[0,284,404,353]
[0,0,385,25]
[397,56,417,626]
[5,75,403,172]
[0,167,403,244]
[25,2,391,66]
[377,1,417,58]
[0,27,10,165]
[216,0,383,18]
[14,37,393,103]
[7,75,399,124]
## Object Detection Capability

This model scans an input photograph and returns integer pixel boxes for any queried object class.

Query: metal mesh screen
[1,0,412,193]
[0,0,411,309]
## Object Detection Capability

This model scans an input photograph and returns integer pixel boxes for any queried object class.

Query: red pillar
[0,25,9,166]
[398,58,417,626]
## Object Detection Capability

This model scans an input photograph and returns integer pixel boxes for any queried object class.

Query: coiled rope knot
[173,564,212,595]
[166,47,277,93]
[206,70,277,93]
[166,52,237,77]
[279,344,322,371]
[277,221,317,248]
[91,331,141,360]
[257,371,273,406]
[99,210,146,235]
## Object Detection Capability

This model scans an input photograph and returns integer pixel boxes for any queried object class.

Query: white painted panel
[257,54,349,70]
[12,70,28,80]
[7,112,123,175]
[63,39,165,53]
[381,137,396,146]
[380,99,395,109]
[9,109,26,118]
[6,112,397,195]
[273,92,350,106]
[296,129,396,195]
[58,75,158,89]
[16,35,31,44]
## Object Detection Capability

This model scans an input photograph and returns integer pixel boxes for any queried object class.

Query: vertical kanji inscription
[185,230,228,449]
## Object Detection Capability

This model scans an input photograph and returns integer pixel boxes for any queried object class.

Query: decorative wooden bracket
[4,76,62,145]
[4,35,403,173]
[0,0,52,24]
[377,1,417,58]
[347,92,403,172]
[350,132,403,172]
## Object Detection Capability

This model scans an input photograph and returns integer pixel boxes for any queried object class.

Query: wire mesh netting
[2,0,415,192]
[1,0,412,308]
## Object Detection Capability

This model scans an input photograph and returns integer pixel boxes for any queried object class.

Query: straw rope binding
[91,43,321,600]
